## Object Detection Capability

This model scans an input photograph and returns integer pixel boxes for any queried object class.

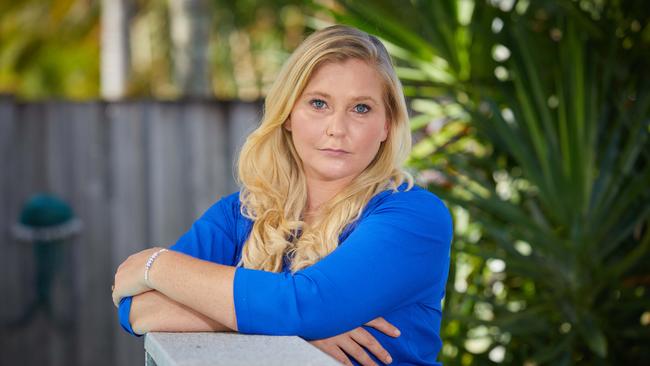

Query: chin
[313,168,358,182]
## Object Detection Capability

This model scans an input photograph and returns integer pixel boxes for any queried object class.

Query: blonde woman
[112,25,452,366]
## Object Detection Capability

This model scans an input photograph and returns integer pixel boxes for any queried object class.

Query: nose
[326,110,347,137]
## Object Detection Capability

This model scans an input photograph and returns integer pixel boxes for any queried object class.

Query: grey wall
[0,96,262,366]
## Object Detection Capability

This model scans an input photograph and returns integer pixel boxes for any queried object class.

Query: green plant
[320,0,650,364]
[0,0,100,99]
[0,0,311,99]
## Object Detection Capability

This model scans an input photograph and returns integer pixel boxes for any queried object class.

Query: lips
[318,148,351,157]
[319,148,350,154]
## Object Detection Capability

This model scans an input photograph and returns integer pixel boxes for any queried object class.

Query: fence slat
[0,102,50,366]
[69,102,114,366]
[147,102,192,246]
[109,102,149,366]
[227,101,261,193]
[185,101,230,218]
[0,95,19,322]
[44,100,78,366]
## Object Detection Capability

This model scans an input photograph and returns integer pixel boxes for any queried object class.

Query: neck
[304,175,354,214]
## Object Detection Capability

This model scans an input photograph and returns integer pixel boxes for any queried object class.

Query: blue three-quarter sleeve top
[118,182,453,365]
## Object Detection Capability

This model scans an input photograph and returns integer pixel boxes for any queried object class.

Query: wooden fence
[0,96,262,366]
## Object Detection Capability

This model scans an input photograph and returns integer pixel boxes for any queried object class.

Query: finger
[112,284,126,308]
[337,336,377,366]
[310,340,354,366]
[350,327,392,365]
[325,345,355,366]
[112,292,120,308]
[365,317,400,337]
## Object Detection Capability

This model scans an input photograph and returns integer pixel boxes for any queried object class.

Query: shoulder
[365,183,453,239]
[198,191,243,225]
[372,183,450,217]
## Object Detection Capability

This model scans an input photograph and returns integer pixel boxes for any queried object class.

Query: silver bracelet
[144,248,168,286]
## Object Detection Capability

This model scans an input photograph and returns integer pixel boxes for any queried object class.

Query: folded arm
[116,193,241,336]
[234,189,453,340]
[129,290,233,335]
[116,189,452,341]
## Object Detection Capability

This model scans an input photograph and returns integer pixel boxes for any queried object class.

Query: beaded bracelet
[144,248,168,286]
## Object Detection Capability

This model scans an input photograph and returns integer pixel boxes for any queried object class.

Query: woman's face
[285,58,389,184]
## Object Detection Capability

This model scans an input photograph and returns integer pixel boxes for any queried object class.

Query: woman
[112,25,452,366]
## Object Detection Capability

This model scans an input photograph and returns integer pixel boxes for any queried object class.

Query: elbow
[291,295,357,339]
[234,267,356,338]
[118,296,144,337]
[288,273,361,339]
[130,318,147,336]
[128,296,148,336]
[295,315,357,340]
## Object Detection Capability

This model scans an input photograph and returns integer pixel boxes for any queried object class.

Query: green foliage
[325,0,650,364]
[0,0,100,99]
[127,0,311,99]
[0,0,312,100]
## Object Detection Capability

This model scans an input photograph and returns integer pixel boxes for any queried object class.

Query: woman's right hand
[308,317,401,366]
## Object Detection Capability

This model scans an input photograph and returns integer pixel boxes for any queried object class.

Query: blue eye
[310,99,327,109]
[354,104,371,114]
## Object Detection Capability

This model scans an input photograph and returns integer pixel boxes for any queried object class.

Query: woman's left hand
[112,247,163,307]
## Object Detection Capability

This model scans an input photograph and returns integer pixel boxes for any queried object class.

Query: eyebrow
[303,91,379,105]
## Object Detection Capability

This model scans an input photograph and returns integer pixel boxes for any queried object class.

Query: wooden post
[101,0,132,100]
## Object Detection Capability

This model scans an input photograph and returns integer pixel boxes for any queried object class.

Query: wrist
[144,248,168,289]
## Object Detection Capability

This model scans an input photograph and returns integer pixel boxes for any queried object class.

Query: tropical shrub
[321,0,650,364]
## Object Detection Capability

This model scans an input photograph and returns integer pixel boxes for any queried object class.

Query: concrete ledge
[144,332,342,366]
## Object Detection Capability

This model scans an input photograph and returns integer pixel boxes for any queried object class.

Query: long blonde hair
[235,25,413,273]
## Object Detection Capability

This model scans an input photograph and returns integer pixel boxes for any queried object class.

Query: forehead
[302,58,385,101]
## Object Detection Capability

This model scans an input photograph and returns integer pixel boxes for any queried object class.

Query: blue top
[118,183,453,365]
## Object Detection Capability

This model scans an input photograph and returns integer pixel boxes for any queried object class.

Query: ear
[284,118,292,131]
[380,119,389,142]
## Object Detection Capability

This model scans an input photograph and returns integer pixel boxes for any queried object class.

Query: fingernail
[385,355,392,364]
[393,329,400,337]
